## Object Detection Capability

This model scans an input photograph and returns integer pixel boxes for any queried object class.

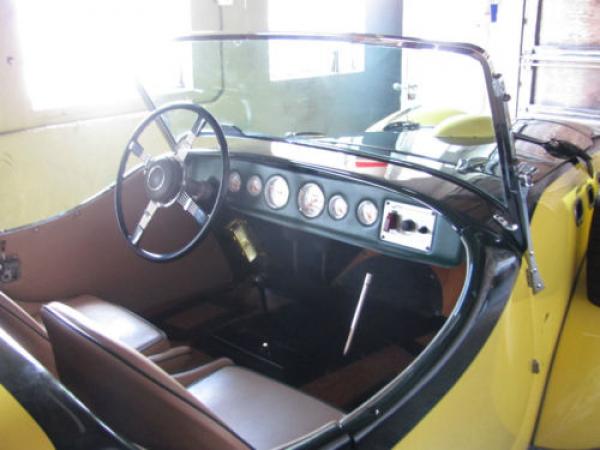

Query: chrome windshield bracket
[517,171,545,294]
[493,213,518,232]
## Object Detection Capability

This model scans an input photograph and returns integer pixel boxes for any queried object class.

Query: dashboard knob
[400,219,417,232]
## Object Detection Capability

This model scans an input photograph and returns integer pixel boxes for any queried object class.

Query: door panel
[0,172,232,313]
[394,165,594,449]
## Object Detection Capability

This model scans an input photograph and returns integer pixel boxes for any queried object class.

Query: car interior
[0,39,474,449]
[0,129,467,448]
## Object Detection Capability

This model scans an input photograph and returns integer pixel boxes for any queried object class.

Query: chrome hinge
[525,249,545,293]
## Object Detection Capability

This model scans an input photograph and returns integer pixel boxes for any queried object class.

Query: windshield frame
[150,33,521,217]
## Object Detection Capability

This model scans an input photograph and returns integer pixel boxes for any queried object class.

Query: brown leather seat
[0,291,169,375]
[42,302,343,450]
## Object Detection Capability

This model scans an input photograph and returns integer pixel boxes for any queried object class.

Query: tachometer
[228,171,242,193]
[328,194,348,220]
[247,175,263,197]
[357,199,379,226]
[264,175,290,209]
[298,182,325,218]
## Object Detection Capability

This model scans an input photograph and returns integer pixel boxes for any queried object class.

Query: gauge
[228,171,242,193]
[298,182,325,218]
[328,194,348,220]
[357,199,379,226]
[246,175,263,197]
[264,175,290,209]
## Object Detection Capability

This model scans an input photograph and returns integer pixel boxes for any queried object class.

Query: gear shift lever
[253,274,269,314]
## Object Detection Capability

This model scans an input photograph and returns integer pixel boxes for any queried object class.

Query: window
[15,0,191,111]
[267,0,366,81]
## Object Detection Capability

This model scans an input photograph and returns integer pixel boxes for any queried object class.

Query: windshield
[140,35,505,204]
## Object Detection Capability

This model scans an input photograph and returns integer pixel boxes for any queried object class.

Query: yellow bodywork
[394,158,599,450]
[534,263,600,449]
[0,384,55,450]
[433,114,496,145]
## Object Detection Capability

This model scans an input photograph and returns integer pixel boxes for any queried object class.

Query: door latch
[0,241,20,284]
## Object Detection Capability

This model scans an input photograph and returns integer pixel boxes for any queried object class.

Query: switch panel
[380,200,436,252]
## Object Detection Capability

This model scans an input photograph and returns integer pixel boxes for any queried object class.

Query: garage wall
[0,0,401,231]
[518,0,600,127]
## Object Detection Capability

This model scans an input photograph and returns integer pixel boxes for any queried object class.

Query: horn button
[145,156,183,204]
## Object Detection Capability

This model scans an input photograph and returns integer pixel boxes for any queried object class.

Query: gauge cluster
[224,160,462,266]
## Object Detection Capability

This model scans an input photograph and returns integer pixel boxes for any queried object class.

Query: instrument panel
[223,160,463,266]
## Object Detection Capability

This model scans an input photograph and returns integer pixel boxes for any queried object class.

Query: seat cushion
[187,366,343,450]
[65,295,169,355]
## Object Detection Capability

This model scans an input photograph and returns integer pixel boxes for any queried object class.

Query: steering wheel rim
[115,102,229,262]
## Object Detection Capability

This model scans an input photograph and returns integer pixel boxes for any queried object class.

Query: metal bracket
[517,162,538,188]
[493,213,519,232]
[516,174,545,294]
[0,241,20,284]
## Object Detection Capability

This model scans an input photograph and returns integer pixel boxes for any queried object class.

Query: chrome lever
[343,272,373,356]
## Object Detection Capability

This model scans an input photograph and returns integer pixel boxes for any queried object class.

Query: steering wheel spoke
[177,191,207,226]
[128,140,151,164]
[130,201,159,246]
[176,115,208,161]
[116,102,229,262]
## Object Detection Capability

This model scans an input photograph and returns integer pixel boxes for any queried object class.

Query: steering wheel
[115,103,229,262]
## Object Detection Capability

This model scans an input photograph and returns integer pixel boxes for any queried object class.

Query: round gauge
[264,175,290,209]
[246,175,263,197]
[328,194,348,220]
[357,200,379,226]
[298,182,325,218]
[228,171,242,193]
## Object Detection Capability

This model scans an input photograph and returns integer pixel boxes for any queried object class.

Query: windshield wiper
[382,120,421,132]
[284,131,326,139]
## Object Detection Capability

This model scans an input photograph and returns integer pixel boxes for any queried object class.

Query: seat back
[41,302,249,450]
[0,291,56,374]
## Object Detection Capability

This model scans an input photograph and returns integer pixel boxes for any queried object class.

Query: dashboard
[217,158,463,267]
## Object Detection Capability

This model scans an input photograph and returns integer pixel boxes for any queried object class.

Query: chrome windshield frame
[163,32,524,241]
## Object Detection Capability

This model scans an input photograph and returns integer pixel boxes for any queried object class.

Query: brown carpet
[164,302,229,332]
[302,345,414,410]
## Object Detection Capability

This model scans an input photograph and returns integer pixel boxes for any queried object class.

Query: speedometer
[298,182,325,218]
[264,175,290,209]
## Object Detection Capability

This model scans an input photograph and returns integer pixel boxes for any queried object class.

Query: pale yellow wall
[0,0,222,231]
[0,0,402,231]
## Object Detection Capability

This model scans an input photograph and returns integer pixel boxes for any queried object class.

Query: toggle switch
[383,211,400,232]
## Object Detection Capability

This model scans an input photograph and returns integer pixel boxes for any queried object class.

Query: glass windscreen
[139,37,505,203]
